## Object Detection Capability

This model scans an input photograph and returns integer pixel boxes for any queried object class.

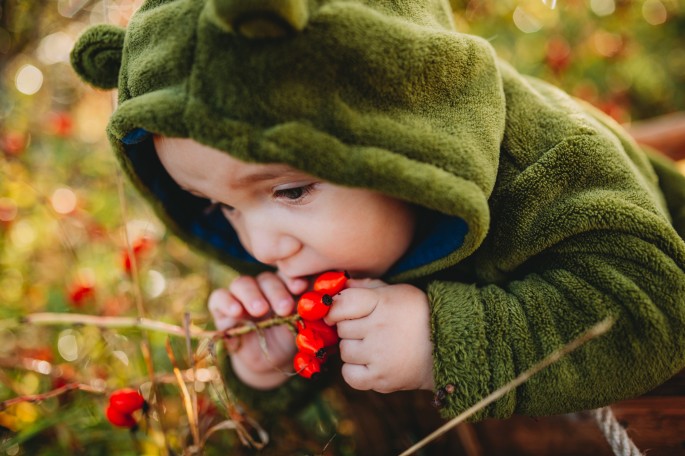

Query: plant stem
[0,383,106,411]
[19,312,301,340]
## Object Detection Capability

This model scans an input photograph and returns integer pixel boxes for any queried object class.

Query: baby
[71,0,685,452]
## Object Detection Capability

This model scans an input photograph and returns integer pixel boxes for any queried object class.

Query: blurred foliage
[451,0,685,122]
[0,0,683,454]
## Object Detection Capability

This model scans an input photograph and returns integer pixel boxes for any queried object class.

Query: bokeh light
[36,32,74,65]
[513,6,543,34]
[9,219,37,249]
[57,331,79,362]
[642,0,668,25]
[14,64,44,95]
[145,270,167,298]
[590,0,616,17]
[50,187,78,214]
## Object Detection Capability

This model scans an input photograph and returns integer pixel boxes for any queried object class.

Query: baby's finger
[341,363,372,391]
[229,276,269,317]
[335,319,368,340]
[256,272,295,316]
[339,339,371,365]
[208,288,246,331]
[324,288,378,325]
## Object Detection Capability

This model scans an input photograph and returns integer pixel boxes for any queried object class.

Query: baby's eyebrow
[230,166,307,188]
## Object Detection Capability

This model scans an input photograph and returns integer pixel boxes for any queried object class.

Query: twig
[19,312,301,340]
[398,317,615,456]
[0,383,106,411]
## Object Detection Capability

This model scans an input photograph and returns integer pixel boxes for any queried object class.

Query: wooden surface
[628,112,685,161]
[458,369,685,456]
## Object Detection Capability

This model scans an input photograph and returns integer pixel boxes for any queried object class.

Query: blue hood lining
[121,129,467,277]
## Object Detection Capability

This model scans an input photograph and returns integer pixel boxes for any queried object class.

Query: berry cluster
[293,271,348,379]
[105,388,146,429]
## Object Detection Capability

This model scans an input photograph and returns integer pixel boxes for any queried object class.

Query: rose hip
[313,271,349,295]
[297,291,333,320]
[293,351,322,379]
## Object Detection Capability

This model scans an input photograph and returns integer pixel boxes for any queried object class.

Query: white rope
[591,407,643,456]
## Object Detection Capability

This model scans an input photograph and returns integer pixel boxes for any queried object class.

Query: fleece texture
[71,0,685,421]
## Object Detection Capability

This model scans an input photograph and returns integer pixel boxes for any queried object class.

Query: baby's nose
[210,0,310,39]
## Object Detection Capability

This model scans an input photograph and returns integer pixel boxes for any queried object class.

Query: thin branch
[399,317,615,456]
[19,312,301,340]
[0,383,106,411]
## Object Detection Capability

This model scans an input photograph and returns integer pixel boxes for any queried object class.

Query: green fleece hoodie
[71,0,685,425]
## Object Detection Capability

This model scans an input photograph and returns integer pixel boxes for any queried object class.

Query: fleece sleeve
[428,134,685,421]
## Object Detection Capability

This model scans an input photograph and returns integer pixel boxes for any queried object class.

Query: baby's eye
[273,184,315,202]
[220,203,235,214]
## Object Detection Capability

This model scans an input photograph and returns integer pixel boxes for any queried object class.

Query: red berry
[297,291,333,320]
[296,328,327,359]
[293,351,322,379]
[313,271,349,295]
[121,236,155,274]
[109,388,145,415]
[67,282,95,307]
[301,319,339,347]
[49,112,73,137]
[105,405,137,428]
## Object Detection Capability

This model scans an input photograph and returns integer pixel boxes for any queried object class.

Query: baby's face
[154,137,417,283]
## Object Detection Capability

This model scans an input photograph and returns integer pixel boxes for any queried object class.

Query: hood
[70,0,506,281]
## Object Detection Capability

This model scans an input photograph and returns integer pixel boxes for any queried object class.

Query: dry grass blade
[200,419,239,444]
[206,341,269,449]
[398,317,615,456]
[183,313,200,450]
[116,170,170,455]
[165,338,201,448]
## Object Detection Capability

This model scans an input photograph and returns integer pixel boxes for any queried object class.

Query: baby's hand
[208,272,307,390]
[324,279,435,393]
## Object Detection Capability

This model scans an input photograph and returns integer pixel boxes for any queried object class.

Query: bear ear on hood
[70,24,125,90]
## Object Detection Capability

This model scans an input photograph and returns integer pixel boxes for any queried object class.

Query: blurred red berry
[1,131,28,156]
[105,405,137,429]
[20,346,54,362]
[546,36,571,75]
[67,282,95,307]
[109,388,145,415]
[48,112,73,137]
[121,236,155,274]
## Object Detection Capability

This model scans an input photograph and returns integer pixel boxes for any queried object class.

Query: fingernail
[251,300,267,313]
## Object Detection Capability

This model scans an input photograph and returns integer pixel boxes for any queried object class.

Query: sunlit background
[0,0,684,454]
